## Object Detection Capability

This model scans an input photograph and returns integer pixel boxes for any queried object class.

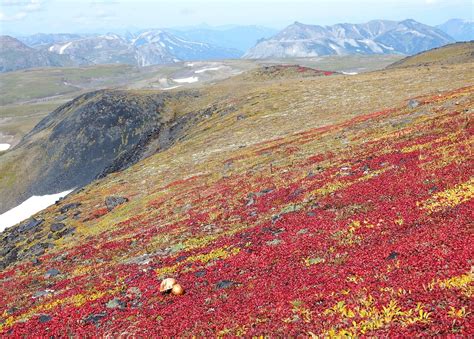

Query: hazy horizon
[0,0,472,36]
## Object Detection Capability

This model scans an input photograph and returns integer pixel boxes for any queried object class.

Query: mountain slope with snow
[46,34,135,65]
[0,35,75,72]
[437,19,474,42]
[244,19,455,59]
[132,30,241,66]
[43,31,240,67]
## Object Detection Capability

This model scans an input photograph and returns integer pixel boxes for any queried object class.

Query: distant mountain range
[18,33,86,48]
[436,19,474,42]
[244,19,456,59]
[168,25,278,52]
[1,19,472,73]
[11,25,273,69]
[38,30,241,67]
[0,36,75,72]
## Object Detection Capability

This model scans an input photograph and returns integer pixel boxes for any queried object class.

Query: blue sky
[0,0,472,35]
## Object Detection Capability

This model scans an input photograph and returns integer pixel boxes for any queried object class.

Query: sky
[0,0,472,35]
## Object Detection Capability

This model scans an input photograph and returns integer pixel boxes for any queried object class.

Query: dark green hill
[0,89,209,213]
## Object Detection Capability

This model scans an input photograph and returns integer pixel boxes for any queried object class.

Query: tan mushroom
[172,284,185,296]
[159,278,177,293]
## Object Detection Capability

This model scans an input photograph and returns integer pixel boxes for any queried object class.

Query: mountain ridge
[244,19,454,58]
[436,18,474,42]
[0,35,76,72]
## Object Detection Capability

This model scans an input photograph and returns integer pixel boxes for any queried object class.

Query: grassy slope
[0,55,402,147]
[0,63,469,212]
[387,41,474,69]
[0,61,473,335]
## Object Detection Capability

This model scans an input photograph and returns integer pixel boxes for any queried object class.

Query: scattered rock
[248,211,258,217]
[106,298,125,309]
[0,244,15,257]
[0,248,18,269]
[4,233,21,244]
[29,242,50,257]
[6,307,18,315]
[53,227,76,239]
[44,268,60,278]
[84,312,107,324]
[38,315,52,323]
[31,257,42,266]
[408,99,420,109]
[126,287,141,299]
[215,280,238,290]
[54,214,68,222]
[59,203,81,214]
[236,114,246,121]
[18,218,43,233]
[289,188,304,199]
[124,253,153,265]
[297,228,309,235]
[262,226,284,236]
[52,252,69,262]
[33,289,54,298]
[271,214,281,224]
[279,204,302,215]
[195,270,207,278]
[246,194,255,207]
[387,251,399,260]
[202,223,222,233]
[50,223,66,232]
[266,239,283,246]
[257,188,274,196]
[105,196,129,211]
[361,165,371,174]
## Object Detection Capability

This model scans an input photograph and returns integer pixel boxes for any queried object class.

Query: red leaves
[1,86,473,336]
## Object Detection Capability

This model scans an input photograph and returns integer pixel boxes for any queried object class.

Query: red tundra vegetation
[0,86,472,336]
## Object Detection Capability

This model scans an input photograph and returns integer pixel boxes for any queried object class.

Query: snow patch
[342,71,358,75]
[0,189,74,233]
[173,76,199,84]
[59,42,72,54]
[0,143,10,151]
[359,39,383,53]
[195,67,223,74]
[328,43,344,55]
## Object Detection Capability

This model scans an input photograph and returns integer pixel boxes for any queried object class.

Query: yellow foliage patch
[419,177,474,213]
[156,246,241,277]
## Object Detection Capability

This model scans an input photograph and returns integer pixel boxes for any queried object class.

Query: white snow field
[195,67,223,74]
[0,189,74,232]
[173,76,199,83]
[0,143,11,151]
